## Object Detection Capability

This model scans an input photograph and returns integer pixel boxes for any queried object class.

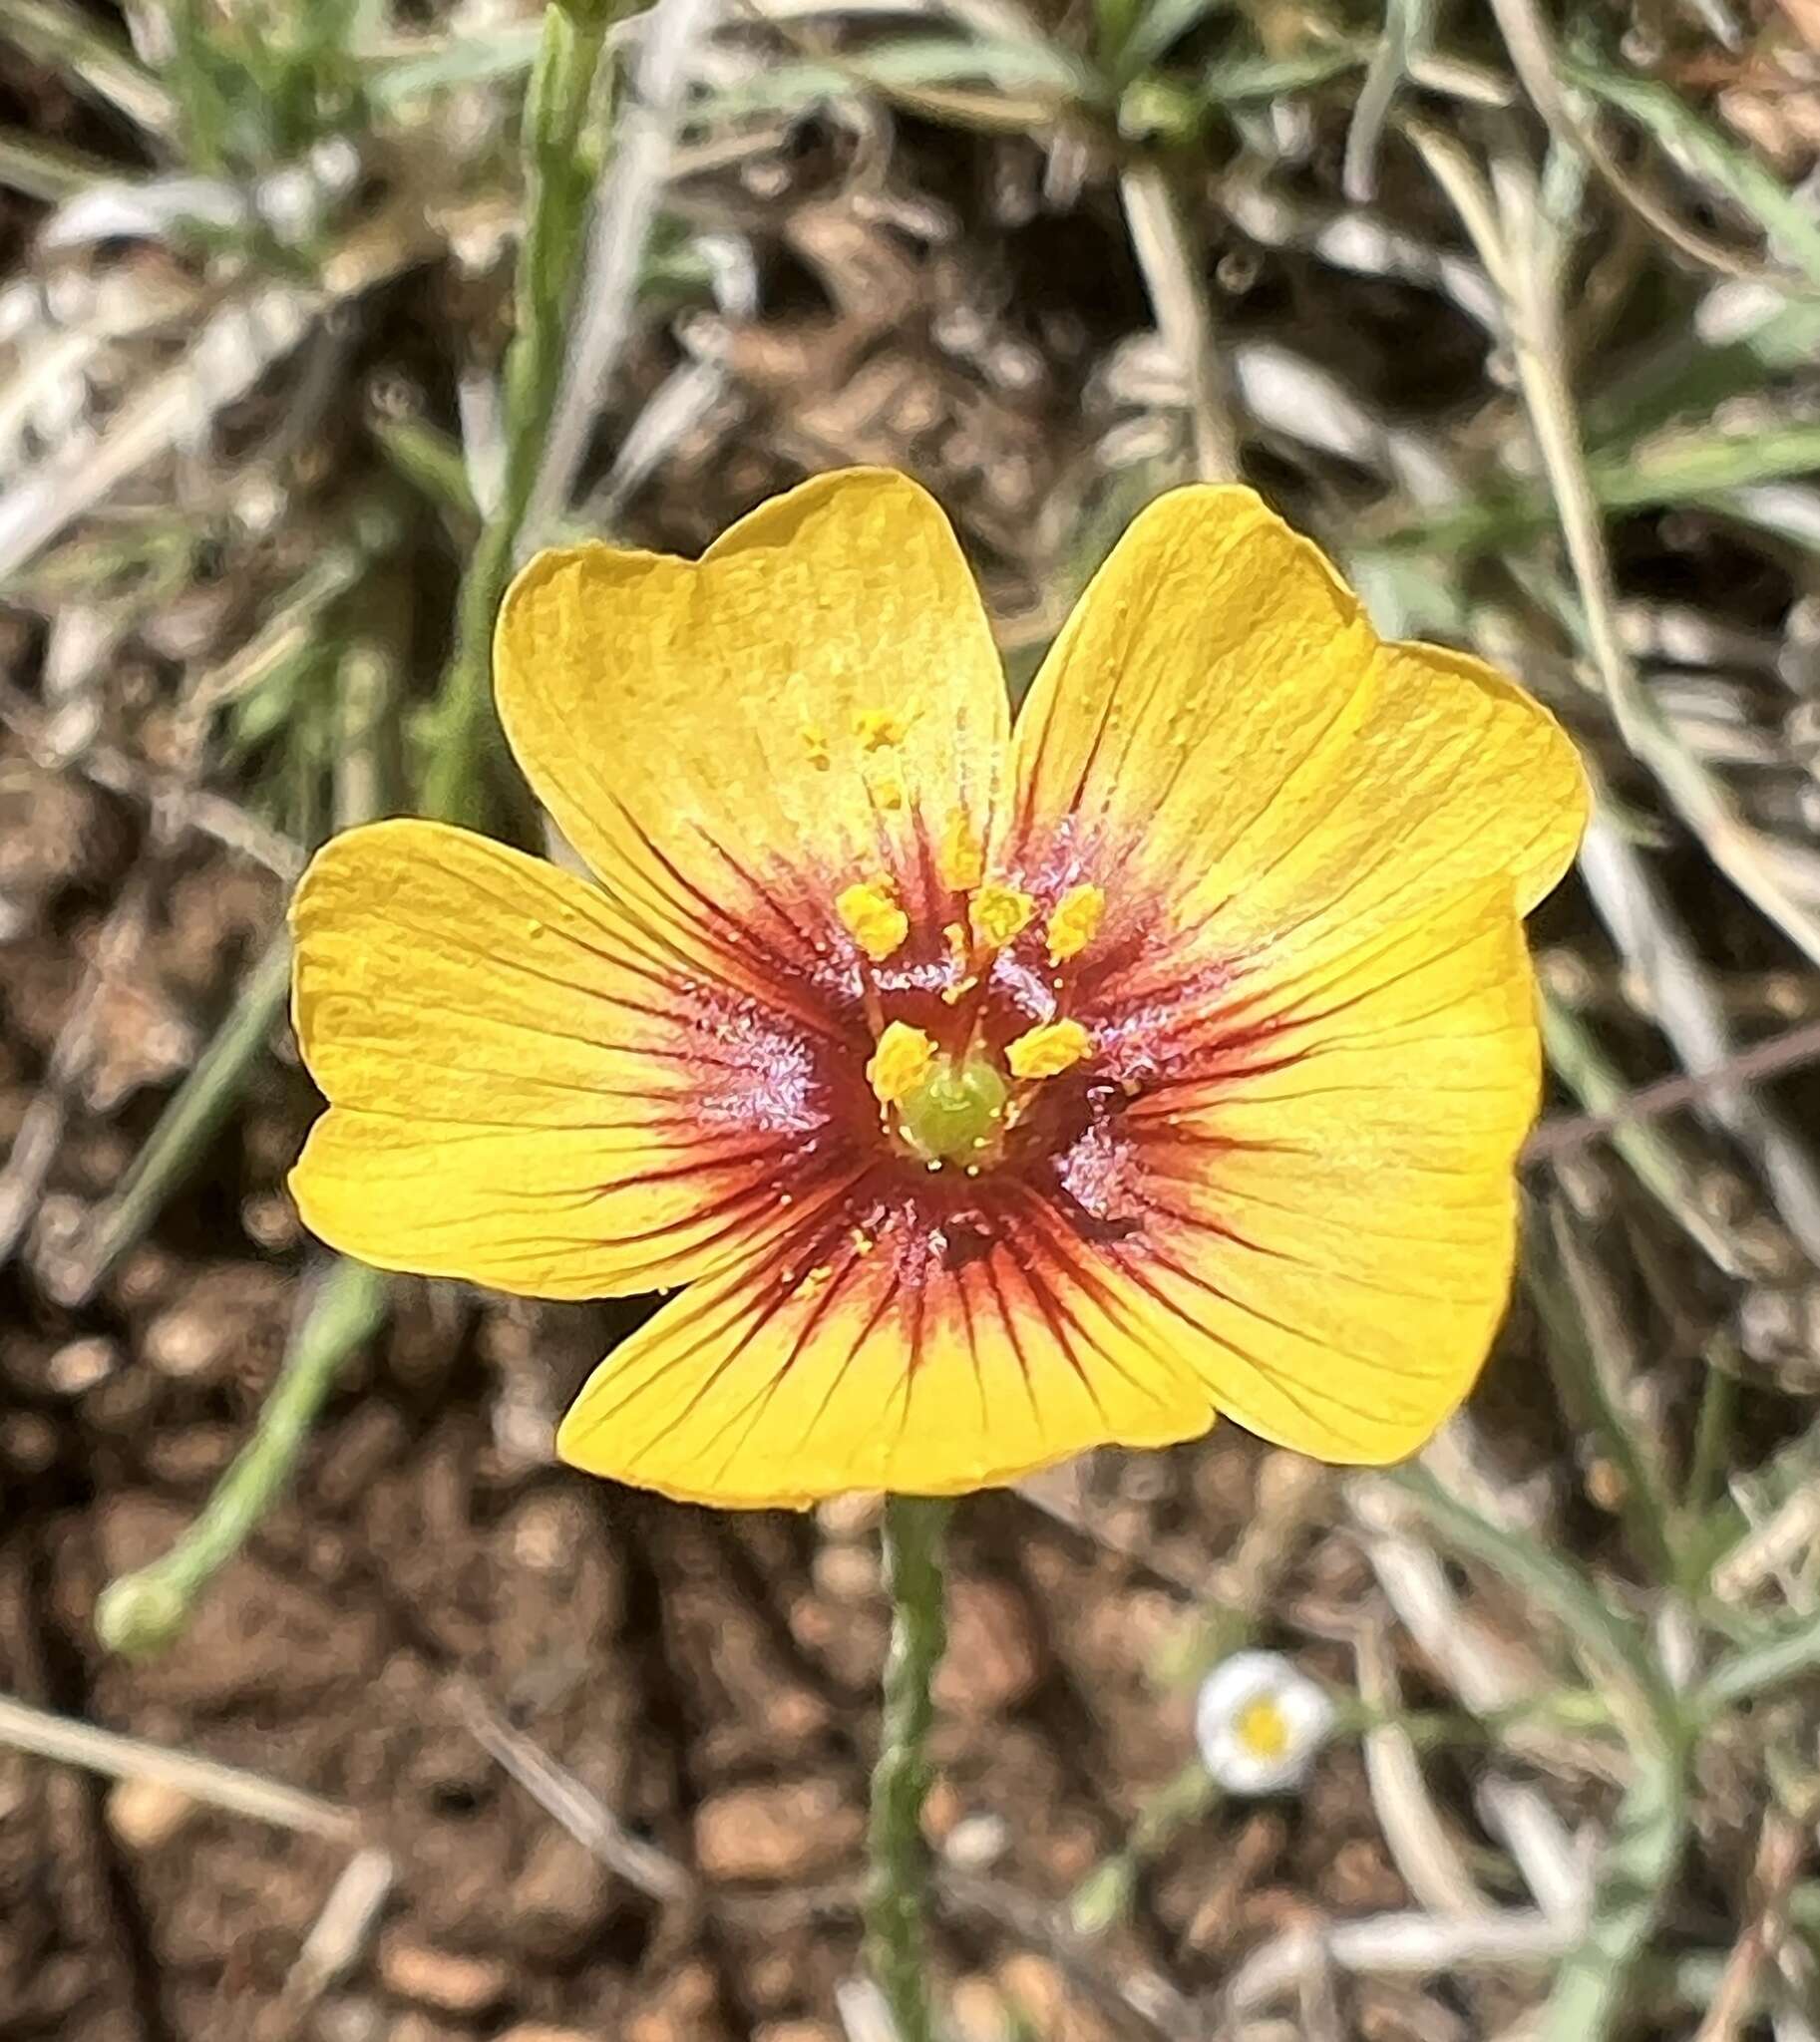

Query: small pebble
[378,1938,509,2017]
[106,1778,194,1852]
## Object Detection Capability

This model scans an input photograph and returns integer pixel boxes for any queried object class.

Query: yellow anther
[1045,883,1106,964]
[868,768,907,813]
[936,809,985,892]
[968,881,1036,951]
[855,707,910,751]
[851,1227,876,1256]
[837,877,909,962]
[867,1020,937,1106]
[800,725,832,770]
[1005,1018,1092,1081]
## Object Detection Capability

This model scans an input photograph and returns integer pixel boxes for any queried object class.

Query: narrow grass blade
[1380,420,1820,554]
[1537,992,1752,1277]
[0,0,179,139]
[1526,1198,1678,1586]
[54,933,293,1308]
[1696,1616,1820,1714]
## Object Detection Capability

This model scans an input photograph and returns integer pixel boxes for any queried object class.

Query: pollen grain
[854,707,910,751]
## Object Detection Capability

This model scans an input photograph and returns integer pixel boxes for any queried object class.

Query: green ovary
[897,1053,1009,1166]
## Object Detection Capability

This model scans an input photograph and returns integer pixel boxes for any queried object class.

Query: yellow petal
[1005,487,1586,975]
[1111,883,1540,1464]
[555,1188,1211,1508]
[289,819,857,1298]
[495,470,1011,967]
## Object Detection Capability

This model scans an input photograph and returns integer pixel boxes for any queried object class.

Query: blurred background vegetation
[4,0,1820,2037]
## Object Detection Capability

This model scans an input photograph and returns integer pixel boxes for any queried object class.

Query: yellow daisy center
[1234,1696,1291,1761]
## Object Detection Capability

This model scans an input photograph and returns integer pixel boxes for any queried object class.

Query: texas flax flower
[289,470,1588,1508]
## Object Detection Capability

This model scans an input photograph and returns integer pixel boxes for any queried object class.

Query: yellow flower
[289,471,1587,1509]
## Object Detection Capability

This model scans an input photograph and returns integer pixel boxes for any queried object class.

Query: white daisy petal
[1195,1649,1334,1795]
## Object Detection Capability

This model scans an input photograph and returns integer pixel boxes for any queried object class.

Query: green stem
[866,1496,951,2042]
[96,1260,388,1656]
[419,0,614,827]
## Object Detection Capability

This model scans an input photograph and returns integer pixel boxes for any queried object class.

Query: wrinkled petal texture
[292,474,1586,1504]
[1004,486,1585,981]
[557,1182,1212,1507]
[289,820,863,1298]
[1091,881,1542,1462]
[494,467,1011,1002]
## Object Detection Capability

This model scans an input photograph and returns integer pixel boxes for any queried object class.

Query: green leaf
[1115,0,1237,83]
[1379,421,1820,555]
[1201,44,1358,103]
[1697,1615,1820,1714]
[1562,50,1820,289]
[697,36,1088,121]
[1388,1465,1680,1747]
[1539,1757,1686,2042]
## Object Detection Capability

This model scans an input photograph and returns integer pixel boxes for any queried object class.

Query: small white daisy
[1195,1649,1334,1795]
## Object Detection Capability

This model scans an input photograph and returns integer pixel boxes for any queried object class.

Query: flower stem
[866,1495,951,2042]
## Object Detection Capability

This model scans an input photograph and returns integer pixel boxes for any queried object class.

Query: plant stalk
[866,1495,951,2042]
[96,1260,388,1656]
[420,0,617,827]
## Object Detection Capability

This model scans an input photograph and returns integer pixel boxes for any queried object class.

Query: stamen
[868,766,907,812]
[1045,883,1106,964]
[854,707,910,751]
[1005,1018,1091,1081]
[837,876,910,961]
[867,1021,936,1107]
[800,725,832,771]
[939,921,977,1007]
[936,809,985,892]
[968,881,1035,951]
